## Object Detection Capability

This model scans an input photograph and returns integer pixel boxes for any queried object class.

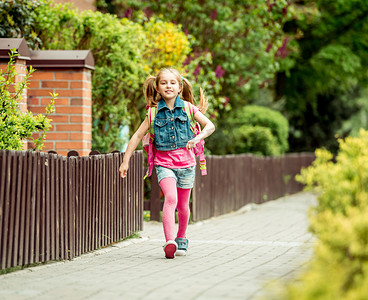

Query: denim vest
[154,96,195,151]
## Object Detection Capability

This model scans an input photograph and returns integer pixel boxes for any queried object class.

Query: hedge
[282,129,368,299]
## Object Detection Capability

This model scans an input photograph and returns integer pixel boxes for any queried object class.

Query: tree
[0,0,42,49]
[97,0,289,106]
[97,0,291,153]
[2,0,202,152]
[275,0,368,152]
[2,0,294,155]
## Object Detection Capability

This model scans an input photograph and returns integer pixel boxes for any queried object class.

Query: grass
[144,210,151,221]
[110,232,141,244]
[0,261,57,275]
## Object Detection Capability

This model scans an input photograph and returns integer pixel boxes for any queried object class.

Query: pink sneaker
[163,240,178,259]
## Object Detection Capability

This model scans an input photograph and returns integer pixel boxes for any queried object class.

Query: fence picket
[59,156,66,260]
[0,151,5,268]
[18,152,28,266]
[6,151,17,268]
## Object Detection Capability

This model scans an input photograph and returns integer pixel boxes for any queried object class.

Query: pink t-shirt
[154,147,196,169]
[154,103,199,169]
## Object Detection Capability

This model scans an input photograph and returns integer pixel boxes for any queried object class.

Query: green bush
[32,3,148,152]
[233,125,280,156]
[0,50,55,150]
[238,105,289,153]
[282,129,368,300]
[208,105,289,156]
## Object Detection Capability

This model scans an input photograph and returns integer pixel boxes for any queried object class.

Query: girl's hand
[186,137,200,150]
[119,162,129,178]
[186,111,215,151]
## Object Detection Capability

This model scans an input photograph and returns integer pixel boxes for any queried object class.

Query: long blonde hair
[143,67,208,114]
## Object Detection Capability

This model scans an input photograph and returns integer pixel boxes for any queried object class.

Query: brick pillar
[0,38,31,149]
[0,40,95,156]
[27,50,94,156]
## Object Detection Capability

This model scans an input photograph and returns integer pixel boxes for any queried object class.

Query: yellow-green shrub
[298,130,368,215]
[283,129,368,300]
[143,18,191,72]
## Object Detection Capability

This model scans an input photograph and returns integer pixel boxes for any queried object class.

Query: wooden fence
[1,150,313,270]
[147,153,315,221]
[0,150,144,270]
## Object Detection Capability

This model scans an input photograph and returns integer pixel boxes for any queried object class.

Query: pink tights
[159,177,191,241]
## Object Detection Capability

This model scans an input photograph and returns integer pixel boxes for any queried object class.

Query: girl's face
[156,71,181,102]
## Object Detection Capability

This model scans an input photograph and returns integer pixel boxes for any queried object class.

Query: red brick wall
[14,59,28,113]
[27,68,93,156]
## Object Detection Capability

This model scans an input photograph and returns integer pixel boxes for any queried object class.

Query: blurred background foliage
[97,0,291,154]
[1,0,200,152]
[1,0,368,155]
[208,105,289,156]
[276,0,368,152]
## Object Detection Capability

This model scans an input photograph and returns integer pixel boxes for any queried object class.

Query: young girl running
[119,68,215,259]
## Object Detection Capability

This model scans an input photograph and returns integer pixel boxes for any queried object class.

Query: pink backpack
[142,101,207,179]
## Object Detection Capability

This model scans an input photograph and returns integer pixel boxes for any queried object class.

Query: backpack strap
[147,106,157,135]
[183,101,196,132]
[143,106,157,179]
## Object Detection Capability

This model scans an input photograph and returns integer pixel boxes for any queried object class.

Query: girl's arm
[119,117,149,178]
[186,111,215,150]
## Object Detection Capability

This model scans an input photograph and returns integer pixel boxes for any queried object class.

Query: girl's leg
[159,177,178,241]
[176,187,191,238]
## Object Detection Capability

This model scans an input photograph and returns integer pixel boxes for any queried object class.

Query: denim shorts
[155,165,195,189]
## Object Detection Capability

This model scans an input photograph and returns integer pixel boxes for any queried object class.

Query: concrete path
[0,192,316,300]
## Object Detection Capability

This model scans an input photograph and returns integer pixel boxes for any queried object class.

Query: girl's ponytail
[198,87,208,115]
[182,77,208,114]
[143,75,159,107]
